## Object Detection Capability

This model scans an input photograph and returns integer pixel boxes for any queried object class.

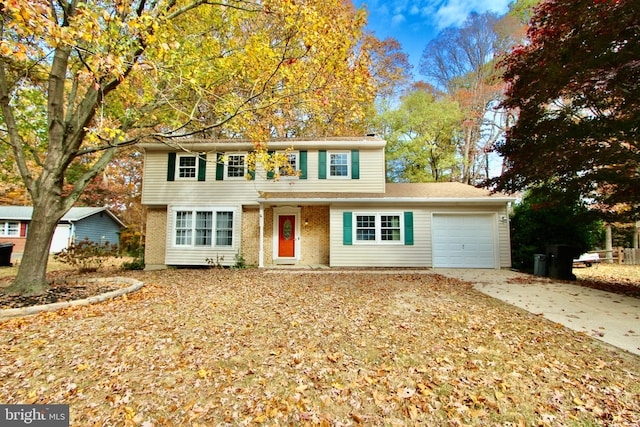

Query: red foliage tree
[494,0,640,220]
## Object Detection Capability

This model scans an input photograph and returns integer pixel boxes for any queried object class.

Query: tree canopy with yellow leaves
[0,0,378,294]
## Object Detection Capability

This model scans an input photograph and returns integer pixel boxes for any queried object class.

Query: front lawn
[1,269,638,426]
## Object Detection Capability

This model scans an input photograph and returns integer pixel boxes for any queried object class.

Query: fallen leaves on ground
[0,280,124,309]
[1,269,638,426]
[574,264,640,297]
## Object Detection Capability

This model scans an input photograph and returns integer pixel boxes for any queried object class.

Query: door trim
[273,206,301,263]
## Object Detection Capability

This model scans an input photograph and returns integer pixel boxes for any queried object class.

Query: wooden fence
[592,247,639,264]
[622,248,639,265]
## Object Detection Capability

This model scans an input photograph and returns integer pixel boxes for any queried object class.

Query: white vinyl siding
[141,146,385,206]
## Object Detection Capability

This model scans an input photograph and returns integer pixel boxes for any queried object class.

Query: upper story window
[319,150,357,180]
[0,221,19,237]
[279,152,299,178]
[329,151,350,178]
[167,152,206,182]
[226,154,246,179]
[178,155,197,179]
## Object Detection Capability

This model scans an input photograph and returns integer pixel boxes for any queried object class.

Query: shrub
[54,238,119,273]
[119,228,144,257]
[510,188,603,272]
[234,252,247,269]
[121,257,145,271]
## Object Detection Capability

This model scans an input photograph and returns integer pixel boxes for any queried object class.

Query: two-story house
[141,137,514,269]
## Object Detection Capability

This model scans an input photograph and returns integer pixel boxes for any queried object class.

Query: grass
[0,269,638,426]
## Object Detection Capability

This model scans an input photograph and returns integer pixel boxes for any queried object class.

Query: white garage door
[50,224,71,253]
[432,214,496,268]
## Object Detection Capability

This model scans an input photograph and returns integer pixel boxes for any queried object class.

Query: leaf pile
[0,281,122,309]
[1,269,638,426]
[574,264,640,297]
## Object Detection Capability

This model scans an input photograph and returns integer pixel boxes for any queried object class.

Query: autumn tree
[494,0,640,221]
[419,12,523,185]
[0,0,375,295]
[508,0,542,25]
[360,35,413,104]
[380,86,463,182]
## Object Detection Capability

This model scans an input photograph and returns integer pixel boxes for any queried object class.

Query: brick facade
[261,205,330,266]
[144,207,167,267]
[240,207,260,266]
[298,206,330,265]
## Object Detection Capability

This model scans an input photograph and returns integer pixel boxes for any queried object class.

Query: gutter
[257,197,516,205]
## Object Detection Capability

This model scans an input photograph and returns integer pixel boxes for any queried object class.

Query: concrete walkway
[433,268,640,356]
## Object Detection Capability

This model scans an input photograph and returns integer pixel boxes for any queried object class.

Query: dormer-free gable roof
[139,136,386,153]
[258,182,515,205]
[0,206,125,227]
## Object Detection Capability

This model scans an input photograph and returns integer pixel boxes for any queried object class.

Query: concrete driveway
[433,268,640,356]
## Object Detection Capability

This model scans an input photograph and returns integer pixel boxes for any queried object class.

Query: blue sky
[359,0,511,75]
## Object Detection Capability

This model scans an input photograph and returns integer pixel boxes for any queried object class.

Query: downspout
[69,222,76,247]
[259,205,264,268]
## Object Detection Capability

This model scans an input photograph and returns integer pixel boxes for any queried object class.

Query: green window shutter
[197,153,207,181]
[343,212,353,245]
[167,153,176,181]
[299,151,307,180]
[318,150,327,180]
[267,150,275,180]
[249,169,256,180]
[216,153,224,181]
[404,212,414,245]
[351,150,360,179]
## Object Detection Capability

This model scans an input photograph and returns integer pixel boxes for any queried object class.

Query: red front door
[278,215,295,258]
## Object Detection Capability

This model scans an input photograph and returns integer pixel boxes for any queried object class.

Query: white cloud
[375,0,511,30]
[391,13,407,26]
[434,0,511,28]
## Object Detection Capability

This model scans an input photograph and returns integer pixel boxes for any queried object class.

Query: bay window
[174,208,234,248]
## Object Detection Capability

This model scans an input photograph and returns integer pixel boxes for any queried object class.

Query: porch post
[259,205,264,268]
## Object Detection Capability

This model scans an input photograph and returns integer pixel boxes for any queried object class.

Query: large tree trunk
[5,201,66,296]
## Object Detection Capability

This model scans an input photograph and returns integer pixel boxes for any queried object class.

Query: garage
[50,224,72,253]
[432,214,496,268]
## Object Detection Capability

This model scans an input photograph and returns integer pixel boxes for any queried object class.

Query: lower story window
[355,213,402,243]
[356,215,376,241]
[0,221,19,237]
[216,211,233,246]
[381,215,401,241]
[174,209,233,247]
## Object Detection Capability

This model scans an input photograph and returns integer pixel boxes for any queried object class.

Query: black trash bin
[546,244,578,280]
[533,254,547,276]
[0,242,15,267]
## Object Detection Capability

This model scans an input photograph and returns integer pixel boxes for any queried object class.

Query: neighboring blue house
[0,206,125,257]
